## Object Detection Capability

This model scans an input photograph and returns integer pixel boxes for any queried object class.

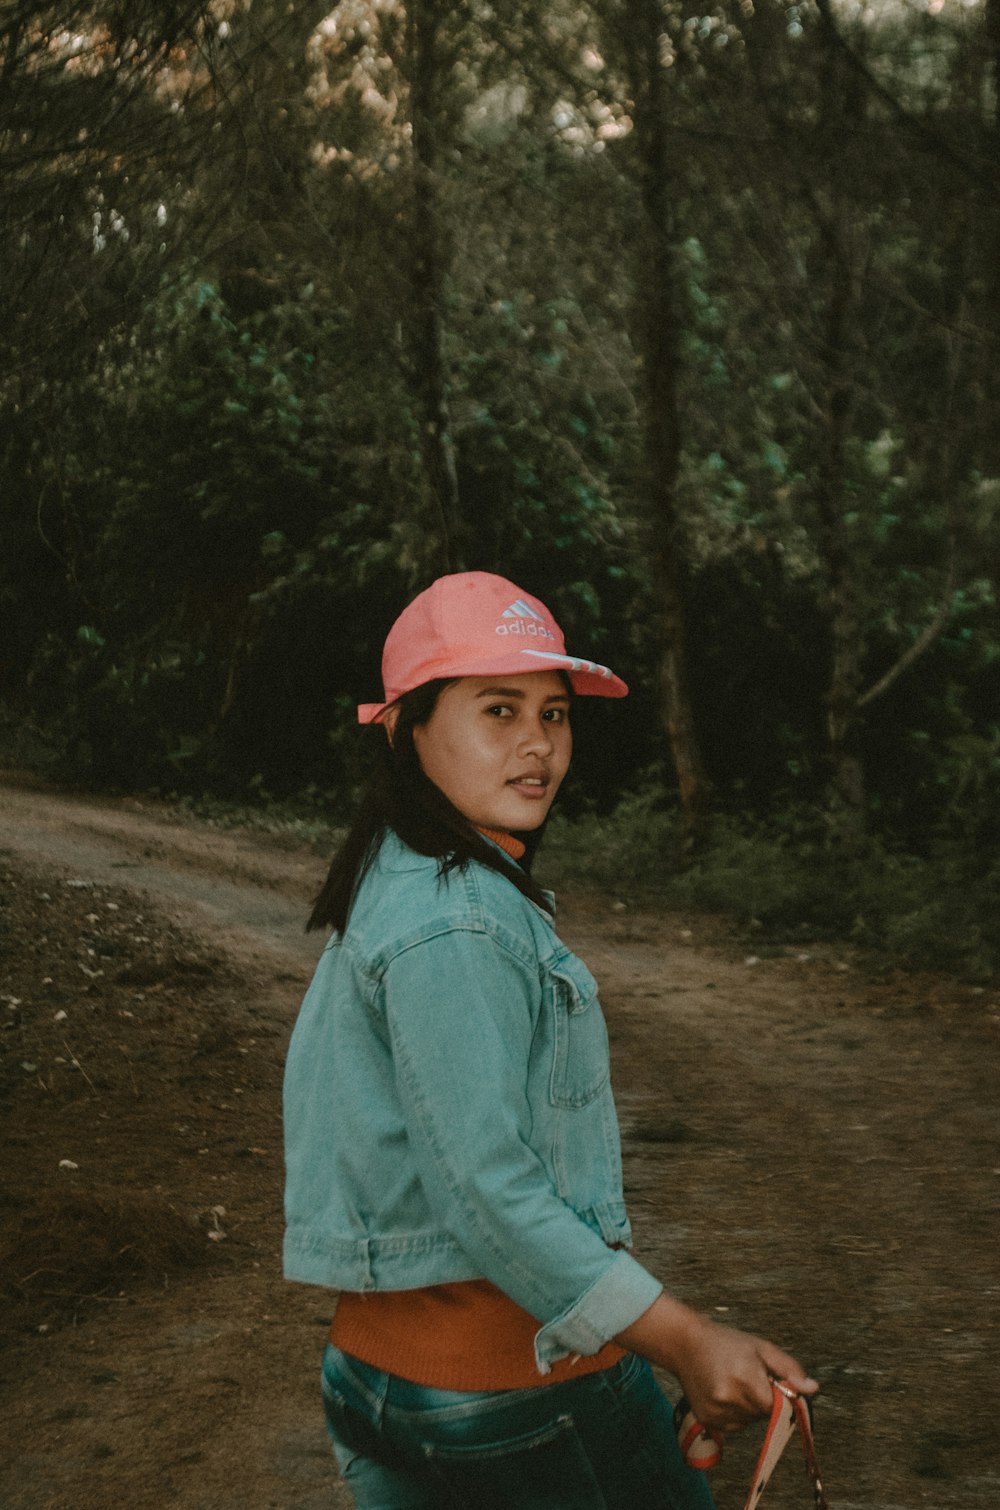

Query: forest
[1,0,997,975]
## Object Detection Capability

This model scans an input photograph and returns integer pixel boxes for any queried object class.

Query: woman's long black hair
[307,679,557,934]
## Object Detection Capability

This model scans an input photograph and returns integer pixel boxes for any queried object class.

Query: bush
[542,796,998,980]
[24,631,221,791]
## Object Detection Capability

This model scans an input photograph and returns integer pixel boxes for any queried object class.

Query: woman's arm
[383,923,818,1408]
[616,1293,818,1431]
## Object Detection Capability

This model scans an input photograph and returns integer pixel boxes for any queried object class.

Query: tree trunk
[813,224,866,819]
[809,23,869,833]
[619,0,707,847]
[984,0,1000,477]
[407,0,465,573]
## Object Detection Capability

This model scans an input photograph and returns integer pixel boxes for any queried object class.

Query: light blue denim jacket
[283,830,663,1374]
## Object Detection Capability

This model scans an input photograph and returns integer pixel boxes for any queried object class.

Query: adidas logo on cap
[496,599,555,640]
[501,599,545,622]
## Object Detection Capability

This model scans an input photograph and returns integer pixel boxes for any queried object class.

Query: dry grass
[0,1186,207,1329]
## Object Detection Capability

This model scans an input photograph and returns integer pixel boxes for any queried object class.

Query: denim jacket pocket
[547,952,610,1109]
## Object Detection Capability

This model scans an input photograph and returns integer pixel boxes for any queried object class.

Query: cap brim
[357,649,628,723]
[357,702,391,724]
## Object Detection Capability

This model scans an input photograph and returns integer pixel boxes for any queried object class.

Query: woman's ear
[382,706,400,748]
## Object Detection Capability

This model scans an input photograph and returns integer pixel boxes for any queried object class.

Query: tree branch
[857,546,958,710]
[812,0,998,193]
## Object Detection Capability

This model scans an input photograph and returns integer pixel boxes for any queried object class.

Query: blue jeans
[321,1344,717,1509]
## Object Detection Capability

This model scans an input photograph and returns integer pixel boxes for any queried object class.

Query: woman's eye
[485,704,513,718]
[543,707,568,723]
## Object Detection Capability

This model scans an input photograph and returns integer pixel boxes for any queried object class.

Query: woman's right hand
[616,1293,818,1433]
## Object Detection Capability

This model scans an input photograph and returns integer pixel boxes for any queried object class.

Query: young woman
[283,571,817,1509]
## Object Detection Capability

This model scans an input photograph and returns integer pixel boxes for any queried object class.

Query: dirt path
[2,774,998,1509]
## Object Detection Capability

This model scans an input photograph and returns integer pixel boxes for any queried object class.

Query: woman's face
[410,672,572,832]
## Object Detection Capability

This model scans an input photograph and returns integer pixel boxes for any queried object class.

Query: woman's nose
[518,720,554,757]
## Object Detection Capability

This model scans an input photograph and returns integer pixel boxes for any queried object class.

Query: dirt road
[2,774,998,1509]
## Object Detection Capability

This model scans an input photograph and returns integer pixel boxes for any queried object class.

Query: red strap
[741,1381,829,1510]
[675,1380,829,1507]
[673,1399,724,1470]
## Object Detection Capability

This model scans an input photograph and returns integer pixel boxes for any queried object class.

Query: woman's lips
[507,774,550,798]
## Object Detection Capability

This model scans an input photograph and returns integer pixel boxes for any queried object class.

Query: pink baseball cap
[357,572,628,723]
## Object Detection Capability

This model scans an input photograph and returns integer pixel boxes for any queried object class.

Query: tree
[0,2,220,712]
[613,0,708,844]
[688,0,997,829]
[481,0,713,841]
[0,3,221,390]
[406,0,467,568]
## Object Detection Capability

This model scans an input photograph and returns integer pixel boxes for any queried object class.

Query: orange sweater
[331,1281,626,1390]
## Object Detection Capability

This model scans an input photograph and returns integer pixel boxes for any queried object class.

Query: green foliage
[25,629,221,790]
[544,798,999,981]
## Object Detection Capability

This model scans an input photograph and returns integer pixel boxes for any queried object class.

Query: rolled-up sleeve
[381,926,663,1372]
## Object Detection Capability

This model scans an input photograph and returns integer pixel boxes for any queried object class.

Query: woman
[283,571,817,1509]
